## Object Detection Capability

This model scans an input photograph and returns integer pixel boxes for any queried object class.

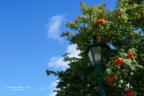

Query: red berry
[106,76,114,84]
[106,75,118,84]
[127,51,134,58]
[114,58,124,65]
[126,90,134,96]
[106,75,116,84]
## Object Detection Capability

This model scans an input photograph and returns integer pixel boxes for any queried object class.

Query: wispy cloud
[48,80,59,96]
[48,44,81,70]
[39,80,59,96]
[48,56,69,69]
[66,44,81,58]
[47,15,65,41]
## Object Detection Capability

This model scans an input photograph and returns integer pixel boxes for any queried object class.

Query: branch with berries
[105,48,143,95]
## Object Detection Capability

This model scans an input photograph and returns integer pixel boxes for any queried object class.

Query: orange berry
[95,19,106,25]
[95,35,101,41]
[127,51,134,58]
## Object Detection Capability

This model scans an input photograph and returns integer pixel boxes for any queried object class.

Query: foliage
[47,0,144,96]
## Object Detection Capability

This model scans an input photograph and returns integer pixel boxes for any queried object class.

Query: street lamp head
[88,46,101,66]
[87,35,112,67]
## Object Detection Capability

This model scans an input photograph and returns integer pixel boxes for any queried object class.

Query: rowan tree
[47,0,144,95]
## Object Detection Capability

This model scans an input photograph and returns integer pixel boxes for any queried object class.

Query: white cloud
[48,45,81,96]
[39,80,59,96]
[48,56,69,69]
[50,92,57,96]
[47,15,65,41]
[48,80,59,96]
[48,44,81,69]
[66,44,81,58]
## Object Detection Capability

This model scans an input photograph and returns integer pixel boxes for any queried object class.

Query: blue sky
[0,0,116,96]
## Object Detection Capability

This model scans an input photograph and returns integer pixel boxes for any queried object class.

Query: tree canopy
[47,0,144,95]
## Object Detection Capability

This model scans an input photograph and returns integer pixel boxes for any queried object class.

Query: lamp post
[140,54,144,61]
[87,35,112,96]
[139,53,144,65]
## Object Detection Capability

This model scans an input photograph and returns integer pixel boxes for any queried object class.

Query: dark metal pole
[90,48,106,96]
